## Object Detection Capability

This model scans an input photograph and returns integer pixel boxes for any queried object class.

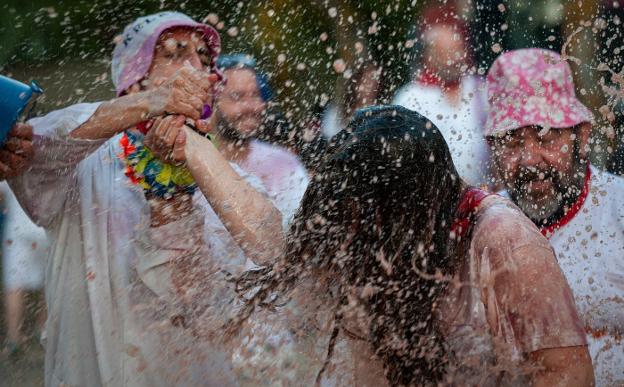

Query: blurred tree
[0,0,422,118]
[1,0,619,169]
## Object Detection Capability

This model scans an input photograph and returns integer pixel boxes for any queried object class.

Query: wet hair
[232,105,465,385]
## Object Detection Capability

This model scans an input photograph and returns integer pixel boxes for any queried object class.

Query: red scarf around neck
[416,68,462,90]
[450,187,492,238]
[540,166,592,237]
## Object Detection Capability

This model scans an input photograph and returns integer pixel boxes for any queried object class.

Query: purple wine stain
[201,105,212,119]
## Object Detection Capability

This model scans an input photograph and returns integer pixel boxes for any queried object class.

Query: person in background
[486,48,624,386]
[214,54,309,227]
[597,0,624,175]
[8,12,283,386]
[225,106,593,386]
[321,61,383,139]
[0,181,49,356]
[393,3,490,187]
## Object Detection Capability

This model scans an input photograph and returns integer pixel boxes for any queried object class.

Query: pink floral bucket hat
[111,11,221,96]
[484,48,593,137]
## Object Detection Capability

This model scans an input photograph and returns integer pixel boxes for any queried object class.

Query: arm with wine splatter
[70,66,215,140]
[144,114,285,266]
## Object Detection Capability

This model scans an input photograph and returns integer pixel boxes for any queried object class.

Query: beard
[508,159,586,228]
[216,116,251,143]
[215,112,264,144]
[217,118,245,143]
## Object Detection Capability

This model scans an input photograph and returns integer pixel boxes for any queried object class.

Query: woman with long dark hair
[229,106,593,386]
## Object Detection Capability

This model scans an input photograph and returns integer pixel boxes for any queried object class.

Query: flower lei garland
[119,120,197,198]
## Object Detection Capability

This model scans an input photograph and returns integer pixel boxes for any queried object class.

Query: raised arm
[70,66,215,140]
[182,126,285,265]
[6,66,214,227]
[144,115,285,265]
[481,210,594,386]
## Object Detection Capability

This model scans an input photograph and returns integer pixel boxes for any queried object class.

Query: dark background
[1,0,620,128]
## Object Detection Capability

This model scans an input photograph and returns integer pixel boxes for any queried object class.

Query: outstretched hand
[0,123,34,180]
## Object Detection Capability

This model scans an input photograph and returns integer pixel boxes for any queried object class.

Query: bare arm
[528,346,594,387]
[69,91,152,140]
[143,115,285,264]
[476,209,593,386]
[182,126,285,265]
[70,66,214,140]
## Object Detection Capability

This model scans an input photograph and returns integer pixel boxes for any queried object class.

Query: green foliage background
[0,0,428,113]
[0,0,615,143]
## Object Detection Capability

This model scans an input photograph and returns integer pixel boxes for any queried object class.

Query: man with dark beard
[212,54,309,228]
[486,48,624,386]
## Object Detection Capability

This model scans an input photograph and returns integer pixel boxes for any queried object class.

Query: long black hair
[232,105,465,385]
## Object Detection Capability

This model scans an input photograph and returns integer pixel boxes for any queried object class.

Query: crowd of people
[0,5,622,387]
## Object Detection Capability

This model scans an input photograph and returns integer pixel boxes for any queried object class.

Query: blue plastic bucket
[0,75,43,144]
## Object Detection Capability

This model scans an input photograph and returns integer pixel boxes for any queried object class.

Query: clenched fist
[147,63,218,120]
[144,115,214,166]
[144,115,187,166]
[0,123,34,180]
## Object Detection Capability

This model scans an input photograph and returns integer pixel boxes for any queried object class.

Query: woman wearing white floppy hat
[8,11,284,386]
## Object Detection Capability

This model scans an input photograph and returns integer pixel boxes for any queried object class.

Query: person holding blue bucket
[3,12,284,386]
[0,75,38,179]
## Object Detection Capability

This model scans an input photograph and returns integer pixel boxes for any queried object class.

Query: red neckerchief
[450,187,492,238]
[540,166,592,237]
[416,68,461,90]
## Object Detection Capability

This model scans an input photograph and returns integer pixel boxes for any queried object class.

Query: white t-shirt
[501,166,624,386]
[393,76,490,186]
[320,103,343,140]
[9,102,295,387]
[240,139,309,230]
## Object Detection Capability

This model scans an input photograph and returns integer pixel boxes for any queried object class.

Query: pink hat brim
[484,97,594,137]
[116,20,221,96]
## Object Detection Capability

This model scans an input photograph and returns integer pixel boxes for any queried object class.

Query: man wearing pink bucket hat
[487,48,624,386]
[7,11,285,387]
